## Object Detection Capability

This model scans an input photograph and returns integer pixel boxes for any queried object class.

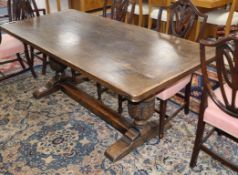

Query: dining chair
[103,0,136,23]
[205,0,238,36]
[126,0,149,26]
[148,0,171,31]
[13,0,47,73]
[190,34,238,172]
[154,0,207,139]
[96,0,136,113]
[0,0,41,81]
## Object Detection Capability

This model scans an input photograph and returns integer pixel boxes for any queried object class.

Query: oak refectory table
[0,10,215,162]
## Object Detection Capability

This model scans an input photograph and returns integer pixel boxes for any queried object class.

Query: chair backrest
[8,0,39,22]
[103,0,136,24]
[167,0,207,41]
[200,35,238,118]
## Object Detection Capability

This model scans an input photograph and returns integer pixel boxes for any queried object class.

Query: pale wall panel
[36,0,69,13]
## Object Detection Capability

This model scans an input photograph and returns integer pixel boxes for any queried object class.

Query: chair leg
[215,128,222,136]
[148,17,153,29]
[24,44,37,78]
[184,82,191,115]
[42,54,47,75]
[125,13,128,24]
[97,83,102,101]
[30,46,35,66]
[190,120,206,168]
[118,95,123,114]
[159,100,167,139]
[71,69,76,82]
[16,53,26,69]
[138,14,143,27]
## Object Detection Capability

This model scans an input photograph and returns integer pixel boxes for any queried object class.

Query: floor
[0,67,237,175]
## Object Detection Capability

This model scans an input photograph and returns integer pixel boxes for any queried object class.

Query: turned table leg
[105,97,158,162]
[33,59,67,99]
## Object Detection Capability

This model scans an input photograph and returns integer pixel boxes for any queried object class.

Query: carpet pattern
[0,68,237,175]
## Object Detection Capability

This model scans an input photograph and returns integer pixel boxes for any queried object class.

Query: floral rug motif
[0,68,237,175]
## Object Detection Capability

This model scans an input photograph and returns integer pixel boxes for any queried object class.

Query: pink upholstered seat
[0,34,24,59]
[204,84,238,138]
[157,75,191,100]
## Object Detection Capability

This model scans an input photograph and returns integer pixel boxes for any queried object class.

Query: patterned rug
[0,67,237,175]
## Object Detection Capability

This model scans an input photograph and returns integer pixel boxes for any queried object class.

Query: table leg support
[33,59,67,99]
[105,97,158,162]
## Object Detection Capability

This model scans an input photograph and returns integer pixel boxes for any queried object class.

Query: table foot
[33,77,61,99]
[33,58,67,99]
[105,122,158,162]
[105,97,157,162]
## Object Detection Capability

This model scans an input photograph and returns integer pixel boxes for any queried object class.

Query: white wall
[36,0,69,13]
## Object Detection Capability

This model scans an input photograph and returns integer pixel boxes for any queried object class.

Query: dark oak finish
[1,10,215,161]
[190,35,238,171]
[0,10,216,102]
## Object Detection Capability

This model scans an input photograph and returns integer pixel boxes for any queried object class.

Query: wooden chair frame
[190,34,238,172]
[167,0,207,41]
[0,0,47,82]
[148,0,171,30]
[103,0,136,23]
[1,0,37,81]
[154,0,208,139]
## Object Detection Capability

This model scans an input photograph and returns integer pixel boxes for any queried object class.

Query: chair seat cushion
[128,3,149,15]
[204,84,238,138]
[0,34,24,59]
[206,9,238,26]
[150,8,168,21]
[156,75,191,101]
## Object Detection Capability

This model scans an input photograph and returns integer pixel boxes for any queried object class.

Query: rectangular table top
[1,10,215,102]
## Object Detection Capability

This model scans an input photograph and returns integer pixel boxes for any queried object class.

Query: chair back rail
[168,0,207,41]
[103,0,136,24]
[200,35,238,118]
